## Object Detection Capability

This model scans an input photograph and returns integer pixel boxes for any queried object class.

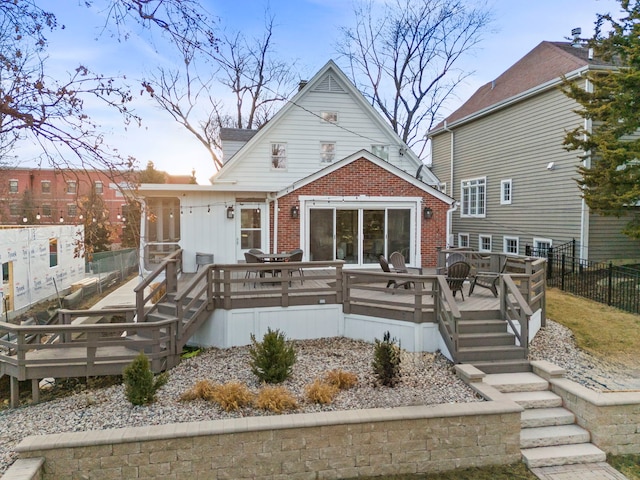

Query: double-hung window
[41,181,51,194]
[271,143,287,169]
[95,181,104,194]
[320,142,335,163]
[67,180,77,194]
[461,177,486,217]
[500,179,512,205]
[458,233,469,248]
[8,180,18,193]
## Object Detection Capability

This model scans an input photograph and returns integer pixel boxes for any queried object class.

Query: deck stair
[484,372,606,468]
[456,310,530,373]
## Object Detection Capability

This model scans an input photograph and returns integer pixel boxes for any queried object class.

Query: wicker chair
[445,261,471,300]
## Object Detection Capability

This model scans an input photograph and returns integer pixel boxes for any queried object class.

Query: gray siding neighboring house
[429,40,640,262]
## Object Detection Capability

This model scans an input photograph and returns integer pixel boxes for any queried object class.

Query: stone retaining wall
[10,402,521,480]
[531,362,640,456]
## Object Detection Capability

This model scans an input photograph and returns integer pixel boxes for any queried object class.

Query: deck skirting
[187,304,452,355]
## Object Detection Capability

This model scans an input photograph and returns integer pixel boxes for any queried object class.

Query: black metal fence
[525,240,640,314]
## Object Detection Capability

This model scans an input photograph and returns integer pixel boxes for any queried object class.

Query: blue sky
[22,0,622,183]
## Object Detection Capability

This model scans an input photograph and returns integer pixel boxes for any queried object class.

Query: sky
[18,0,623,183]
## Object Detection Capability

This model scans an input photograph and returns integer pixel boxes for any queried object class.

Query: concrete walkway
[531,462,629,480]
[89,275,140,309]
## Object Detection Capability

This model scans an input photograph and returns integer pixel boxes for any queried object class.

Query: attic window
[320,142,336,163]
[271,143,287,169]
[371,145,389,160]
[321,111,338,123]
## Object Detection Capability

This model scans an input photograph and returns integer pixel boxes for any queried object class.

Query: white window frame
[533,237,553,257]
[458,233,470,248]
[66,180,77,194]
[460,177,486,217]
[503,236,519,255]
[9,180,18,193]
[371,144,389,161]
[41,180,51,194]
[320,142,336,163]
[95,181,104,194]
[500,179,512,205]
[320,111,338,123]
[479,234,492,252]
[271,143,287,170]
[67,204,77,217]
[438,182,447,195]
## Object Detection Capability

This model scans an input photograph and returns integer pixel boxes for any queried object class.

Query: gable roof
[430,41,616,134]
[276,149,454,204]
[212,60,439,185]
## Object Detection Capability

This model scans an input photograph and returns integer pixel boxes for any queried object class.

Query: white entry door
[237,205,266,260]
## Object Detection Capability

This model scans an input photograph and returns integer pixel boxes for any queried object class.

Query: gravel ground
[1,323,638,476]
[529,319,640,391]
[0,337,481,475]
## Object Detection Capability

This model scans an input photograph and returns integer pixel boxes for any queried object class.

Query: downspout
[443,120,455,248]
[580,76,592,260]
[269,193,278,253]
[446,202,459,249]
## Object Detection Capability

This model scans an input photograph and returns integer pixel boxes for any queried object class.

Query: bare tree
[338,0,492,157]
[141,10,297,170]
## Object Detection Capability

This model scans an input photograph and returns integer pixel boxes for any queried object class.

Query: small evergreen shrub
[248,328,297,383]
[372,331,402,387]
[254,385,298,413]
[123,352,169,406]
[324,369,358,390]
[211,381,254,412]
[180,379,216,402]
[304,379,338,404]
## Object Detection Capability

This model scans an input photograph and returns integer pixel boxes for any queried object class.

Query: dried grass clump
[304,379,339,405]
[254,385,298,413]
[210,381,254,412]
[179,379,216,402]
[150,282,166,304]
[324,369,358,390]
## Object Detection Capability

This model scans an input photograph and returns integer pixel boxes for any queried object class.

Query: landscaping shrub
[210,381,254,412]
[123,352,168,406]
[324,369,358,390]
[248,328,297,383]
[304,379,339,404]
[179,379,216,402]
[254,385,298,413]
[372,331,402,387]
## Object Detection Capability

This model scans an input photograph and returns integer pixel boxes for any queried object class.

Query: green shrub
[123,352,169,406]
[248,328,297,383]
[372,331,402,387]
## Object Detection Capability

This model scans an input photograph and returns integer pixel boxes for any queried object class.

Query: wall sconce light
[59,211,64,223]
[226,206,235,219]
[291,205,299,219]
[22,215,28,223]
[36,211,41,220]
[423,207,433,219]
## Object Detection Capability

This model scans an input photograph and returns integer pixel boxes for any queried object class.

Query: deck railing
[134,249,182,323]
[500,275,534,355]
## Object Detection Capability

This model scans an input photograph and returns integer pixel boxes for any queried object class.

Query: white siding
[216,71,420,190]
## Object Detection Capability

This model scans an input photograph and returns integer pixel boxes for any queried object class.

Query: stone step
[521,407,575,428]
[505,390,563,409]
[521,443,606,468]
[485,372,549,393]
[521,424,591,449]
[471,360,532,374]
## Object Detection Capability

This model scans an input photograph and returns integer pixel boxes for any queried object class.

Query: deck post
[223,270,232,309]
[31,378,40,404]
[166,260,177,293]
[10,376,19,408]
[336,264,344,304]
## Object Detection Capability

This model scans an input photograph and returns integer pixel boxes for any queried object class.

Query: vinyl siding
[588,212,640,261]
[430,133,451,190]
[440,86,587,254]
[216,72,420,191]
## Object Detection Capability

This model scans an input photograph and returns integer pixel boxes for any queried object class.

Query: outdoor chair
[244,251,270,286]
[379,255,413,290]
[445,261,471,300]
[468,257,507,297]
[389,251,423,275]
[287,248,305,284]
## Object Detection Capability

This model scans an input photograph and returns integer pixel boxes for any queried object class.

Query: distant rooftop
[220,128,258,142]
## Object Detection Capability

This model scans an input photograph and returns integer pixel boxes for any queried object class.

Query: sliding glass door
[307,206,413,266]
